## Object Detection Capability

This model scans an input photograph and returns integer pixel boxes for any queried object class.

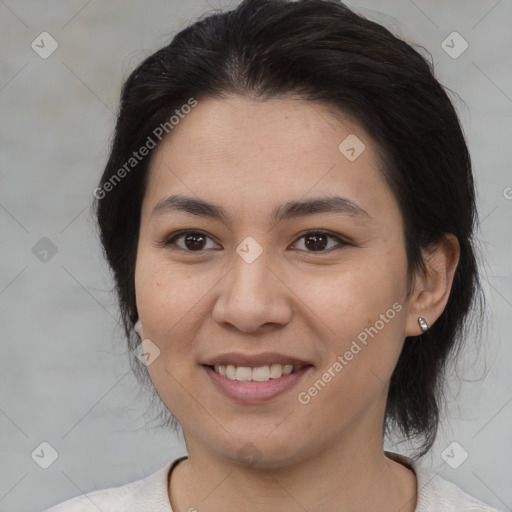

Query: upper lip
[202,352,313,368]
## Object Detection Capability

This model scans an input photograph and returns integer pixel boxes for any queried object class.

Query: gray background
[1,1,511,511]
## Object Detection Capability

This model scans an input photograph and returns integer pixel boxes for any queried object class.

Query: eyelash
[160,229,351,254]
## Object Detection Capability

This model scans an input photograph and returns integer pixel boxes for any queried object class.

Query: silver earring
[417,317,428,333]
[134,319,142,336]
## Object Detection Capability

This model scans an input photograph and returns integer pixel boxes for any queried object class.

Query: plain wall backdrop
[1,1,511,511]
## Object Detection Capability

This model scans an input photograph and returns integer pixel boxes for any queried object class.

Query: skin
[134,95,460,512]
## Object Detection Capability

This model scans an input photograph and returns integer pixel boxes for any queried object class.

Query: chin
[210,432,315,470]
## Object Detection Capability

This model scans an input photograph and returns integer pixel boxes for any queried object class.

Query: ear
[405,233,460,336]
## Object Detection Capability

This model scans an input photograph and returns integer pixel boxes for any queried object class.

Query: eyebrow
[151,194,372,224]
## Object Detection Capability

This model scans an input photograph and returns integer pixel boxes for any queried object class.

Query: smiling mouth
[205,363,311,382]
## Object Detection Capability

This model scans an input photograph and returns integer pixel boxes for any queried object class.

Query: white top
[43,453,503,511]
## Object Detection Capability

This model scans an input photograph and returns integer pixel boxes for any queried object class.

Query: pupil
[305,233,327,251]
[185,233,206,250]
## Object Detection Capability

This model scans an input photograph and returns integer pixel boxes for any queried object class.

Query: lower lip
[203,365,314,404]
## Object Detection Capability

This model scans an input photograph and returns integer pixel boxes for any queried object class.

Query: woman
[45,0,502,510]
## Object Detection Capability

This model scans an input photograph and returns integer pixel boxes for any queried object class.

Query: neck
[169,432,417,512]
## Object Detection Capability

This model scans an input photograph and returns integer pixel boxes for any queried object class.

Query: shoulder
[386,451,503,512]
[411,461,504,511]
[41,459,179,512]
[42,478,141,512]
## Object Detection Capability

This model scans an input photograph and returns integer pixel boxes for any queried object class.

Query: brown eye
[292,231,348,253]
[162,229,349,254]
[164,230,220,252]
[304,233,328,251]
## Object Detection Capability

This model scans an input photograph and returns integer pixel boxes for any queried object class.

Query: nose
[211,249,292,333]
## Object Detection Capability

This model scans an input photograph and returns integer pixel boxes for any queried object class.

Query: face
[135,95,412,468]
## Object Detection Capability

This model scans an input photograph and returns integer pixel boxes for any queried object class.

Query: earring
[417,317,428,333]
[134,319,142,336]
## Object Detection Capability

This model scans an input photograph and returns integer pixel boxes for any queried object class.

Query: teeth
[252,366,270,382]
[235,366,252,381]
[282,364,293,375]
[226,365,236,380]
[213,363,302,381]
[269,363,282,378]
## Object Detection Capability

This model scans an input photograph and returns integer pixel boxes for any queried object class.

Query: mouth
[201,355,314,404]
[205,363,309,382]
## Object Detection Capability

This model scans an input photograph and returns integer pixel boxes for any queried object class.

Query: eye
[291,230,349,253]
[161,229,350,253]
[163,230,221,252]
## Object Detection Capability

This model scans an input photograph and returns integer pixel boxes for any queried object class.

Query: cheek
[298,251,407,337]
[134,256,210,425]
[296,250,408,393]
[135,254,209,339]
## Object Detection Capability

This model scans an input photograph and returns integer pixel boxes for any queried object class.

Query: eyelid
[159,229,352,253]
[290,229,352,252]
[160,229,221,251]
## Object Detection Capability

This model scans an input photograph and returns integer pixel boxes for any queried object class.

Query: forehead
[142,95,398,226]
